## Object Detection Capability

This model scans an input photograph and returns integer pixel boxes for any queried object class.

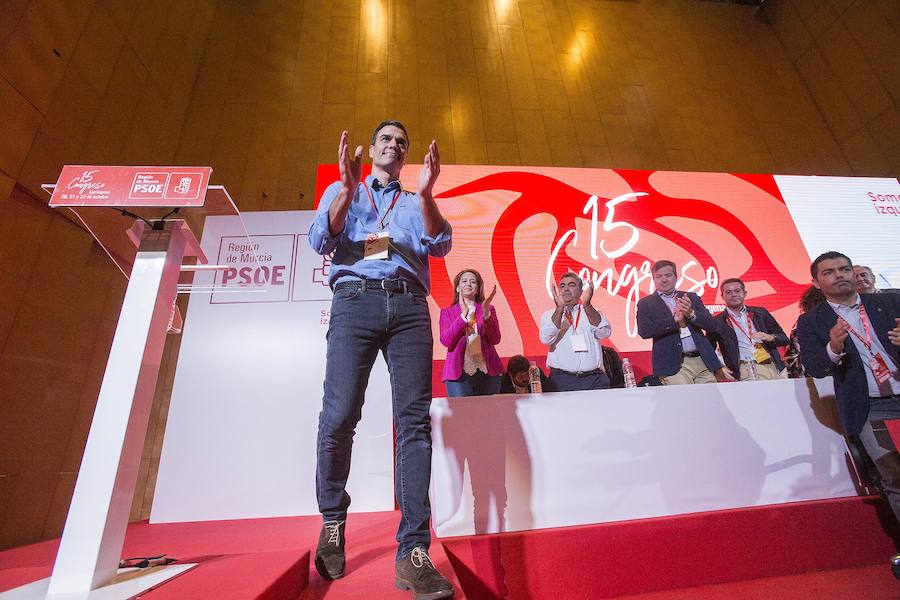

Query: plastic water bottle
[623,358,637,388]
[528,361,543,393]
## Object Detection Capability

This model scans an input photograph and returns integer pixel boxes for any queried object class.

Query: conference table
[429,377,856,537]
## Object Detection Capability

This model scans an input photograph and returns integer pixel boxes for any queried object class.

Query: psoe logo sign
[129,172,168,200]
[210,234,296,304]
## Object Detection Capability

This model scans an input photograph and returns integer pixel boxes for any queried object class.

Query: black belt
[682,351,701,357]
[332,278,420,294]
[551,368,604,377]
[740,359,773,365]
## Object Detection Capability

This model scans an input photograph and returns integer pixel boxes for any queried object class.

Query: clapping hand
[338,130,362,191]
[889,318,900,347]
[417,140,441,198]
[673,306,685,326]
[551,285,564,309]
[551,285,572,334]
[482,285,497,319]
[829,317,850,354]
[675,294,693,320]
[580,278,594,306]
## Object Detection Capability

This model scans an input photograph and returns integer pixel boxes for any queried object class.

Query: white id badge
[571,333,589,352]
[363,231,390,260]
[680,326,691,339]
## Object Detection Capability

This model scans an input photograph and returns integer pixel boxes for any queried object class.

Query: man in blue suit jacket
[797,251,900,530]
[637,260,724,385]
[709,278,789,381]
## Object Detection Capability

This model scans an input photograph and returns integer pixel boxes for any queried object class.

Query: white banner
[777,175,900,288]
[151,211,394,523]
[430,378,857,537]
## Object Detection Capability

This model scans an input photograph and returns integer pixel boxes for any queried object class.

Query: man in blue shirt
[308,120,454,598]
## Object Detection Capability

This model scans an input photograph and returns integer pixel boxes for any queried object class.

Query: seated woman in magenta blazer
[439,269,504,397]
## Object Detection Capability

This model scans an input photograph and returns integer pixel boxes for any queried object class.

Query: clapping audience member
[440,269,503,397]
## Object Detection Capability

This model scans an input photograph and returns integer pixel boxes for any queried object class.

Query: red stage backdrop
[315,165,819,387]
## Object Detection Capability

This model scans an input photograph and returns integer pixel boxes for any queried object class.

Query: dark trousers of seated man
[549,368,610,392]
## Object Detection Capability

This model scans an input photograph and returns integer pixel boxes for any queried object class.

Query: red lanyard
[726,309,755,342]
[362,181,401,230]
[564,305,582,330]
[844,304,874,353]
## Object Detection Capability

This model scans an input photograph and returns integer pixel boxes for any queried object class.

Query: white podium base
[0,564,196,599]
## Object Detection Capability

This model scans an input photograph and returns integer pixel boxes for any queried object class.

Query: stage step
[439,497,899,599]
[616,564,897,599]
[3,501,894,599]
[145,548,309,600]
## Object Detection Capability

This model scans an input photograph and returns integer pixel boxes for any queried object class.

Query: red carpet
[1,498,897,599]
[0,512,462,599]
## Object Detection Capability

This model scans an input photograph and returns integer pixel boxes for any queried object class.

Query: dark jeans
[549,369,611,392]
[316,284,434,559]
[445,370,501,397]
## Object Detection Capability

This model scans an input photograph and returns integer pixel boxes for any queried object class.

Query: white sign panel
[430,378,857,537]
[151,211,395,523]
[777,175,900,288]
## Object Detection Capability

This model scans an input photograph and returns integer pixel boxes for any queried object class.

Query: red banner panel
[50,165,212,207]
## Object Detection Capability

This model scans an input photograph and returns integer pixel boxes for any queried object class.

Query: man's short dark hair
[371,120,408,144]
[810,251,852,278]
[651,260,676,275]
[507,355,529,376]
[719,277,745,291]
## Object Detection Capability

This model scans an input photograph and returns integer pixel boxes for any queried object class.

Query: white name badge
[364,231,390,260]
[571,333,589,352]
[680,326,691,339]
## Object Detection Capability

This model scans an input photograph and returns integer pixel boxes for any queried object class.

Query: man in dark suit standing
[636,260,725,385]
[797,251,900,533]
[709,277,789,381]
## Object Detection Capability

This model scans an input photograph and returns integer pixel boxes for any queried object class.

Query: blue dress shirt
[308,175,452,292]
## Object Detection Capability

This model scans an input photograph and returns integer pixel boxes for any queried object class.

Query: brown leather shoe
[314,520,346,580]
[395,547,454,599]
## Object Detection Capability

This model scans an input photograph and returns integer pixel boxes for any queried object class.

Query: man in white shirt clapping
[539,272,612,392]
